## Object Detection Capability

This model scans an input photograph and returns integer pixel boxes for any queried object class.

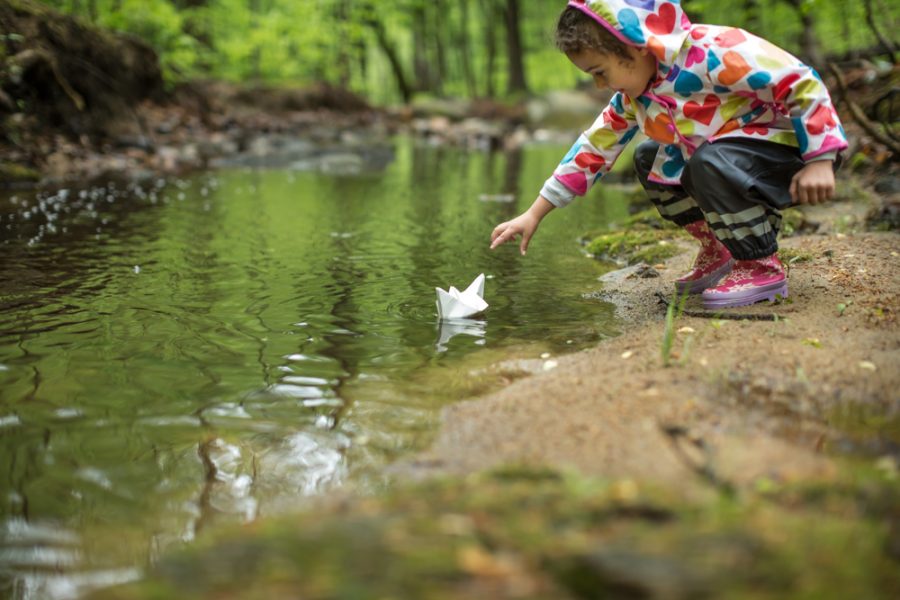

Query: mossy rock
[90,467,900,600]
[585,228,681,265]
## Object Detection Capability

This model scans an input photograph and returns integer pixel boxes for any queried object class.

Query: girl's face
[567,45,657,98]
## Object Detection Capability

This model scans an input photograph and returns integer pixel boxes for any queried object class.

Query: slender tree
[503,0,528,94]
[781,0,824,67]
[480,0,498,97]
[457,0,476,97]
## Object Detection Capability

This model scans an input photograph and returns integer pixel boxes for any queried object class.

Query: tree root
[828,62,900,157]
[11,48,85,111]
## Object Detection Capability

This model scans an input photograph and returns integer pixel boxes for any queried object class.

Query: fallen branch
[863,0,898,64]
[827,62,900,156]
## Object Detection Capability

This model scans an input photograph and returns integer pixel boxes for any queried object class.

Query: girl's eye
[594,71,605,78]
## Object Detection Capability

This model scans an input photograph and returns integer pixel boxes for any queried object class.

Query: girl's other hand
[790,160,835,205]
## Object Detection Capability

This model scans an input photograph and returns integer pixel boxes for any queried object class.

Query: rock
[526,90,607,129]
[873,176,900,196]
[410,97,469,121]
[554,548,709,599]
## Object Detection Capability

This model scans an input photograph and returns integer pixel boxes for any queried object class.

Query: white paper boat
[436,273,488,320]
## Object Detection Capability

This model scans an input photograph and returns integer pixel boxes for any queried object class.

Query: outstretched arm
[489,195,555,255]
[490,93,638,256]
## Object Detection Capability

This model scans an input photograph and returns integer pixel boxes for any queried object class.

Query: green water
[0,138,631,596]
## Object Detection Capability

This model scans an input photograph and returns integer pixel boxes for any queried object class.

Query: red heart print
[644,113,675,144]
[773,73,801,102]
[714,28,746,48]
[603,110,629,131]
[690,26,709,40]
[683,94,721,126]
[807,104,836,134]
[574,152,606,173]
[646,3,676,35]
[717,51,752,86]
[742,123,769,135]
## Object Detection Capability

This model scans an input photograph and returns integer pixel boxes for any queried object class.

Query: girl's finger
[490,229,510,249]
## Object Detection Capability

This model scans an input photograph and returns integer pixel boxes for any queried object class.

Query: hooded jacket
[541,0,848,207]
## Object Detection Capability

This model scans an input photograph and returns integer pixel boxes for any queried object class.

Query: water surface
[0,137,632,597]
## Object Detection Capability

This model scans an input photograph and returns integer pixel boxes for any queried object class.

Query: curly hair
[555,6,633,60]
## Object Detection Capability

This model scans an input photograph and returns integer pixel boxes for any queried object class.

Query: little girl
[490,0,845,309]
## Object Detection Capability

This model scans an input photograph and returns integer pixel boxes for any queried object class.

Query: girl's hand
[490,211,540,255]
[790,160,835,205]
[490,196,556,255]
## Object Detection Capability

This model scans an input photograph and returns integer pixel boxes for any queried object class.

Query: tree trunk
[742,0,761,35]
[457,0,476,97]
[480,0,497,97]
[363,12,413,103]
[412,5,432,92]
[432,0,447,95]
[334,2,351,87]
[503,0,528,94]
[784,0,824,68]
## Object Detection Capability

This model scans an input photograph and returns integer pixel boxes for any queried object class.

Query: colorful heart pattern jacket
[542,0,848,206]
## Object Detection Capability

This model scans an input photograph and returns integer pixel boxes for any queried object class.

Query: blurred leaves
[36,0,900,103]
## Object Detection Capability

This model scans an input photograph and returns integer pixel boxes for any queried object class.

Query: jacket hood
[568,0,691,67]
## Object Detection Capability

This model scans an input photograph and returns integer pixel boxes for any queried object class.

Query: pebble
[859,361,877,371]
[621,350,634,359]
[542,359,558,371]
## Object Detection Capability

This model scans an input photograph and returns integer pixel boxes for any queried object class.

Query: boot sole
[702,280,788,309]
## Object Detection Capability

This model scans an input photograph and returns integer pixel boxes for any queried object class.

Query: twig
[660,425,735,497]
[655,292,781,321]
[827,62,900,156]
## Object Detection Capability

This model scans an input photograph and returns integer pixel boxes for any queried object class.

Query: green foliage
[40,0,900,103]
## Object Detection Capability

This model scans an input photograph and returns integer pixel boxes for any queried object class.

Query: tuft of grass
[661,291,689,367]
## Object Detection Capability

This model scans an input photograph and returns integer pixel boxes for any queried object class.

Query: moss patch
[91,467,900,600]
[585,228,681,265]
[0,161,40,183]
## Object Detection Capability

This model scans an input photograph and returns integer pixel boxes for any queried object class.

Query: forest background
[35,0,900,105]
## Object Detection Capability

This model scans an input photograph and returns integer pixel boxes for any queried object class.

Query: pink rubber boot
[701,254,787,309]
[675,220,734,294]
